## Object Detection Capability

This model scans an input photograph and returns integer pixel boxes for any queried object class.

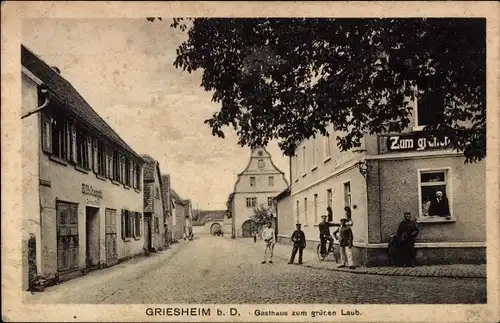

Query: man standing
[289,223,306,265]
[396,212,420,267]
[429,191,451,218]
[333,218,355,269]
[261,221,276,264]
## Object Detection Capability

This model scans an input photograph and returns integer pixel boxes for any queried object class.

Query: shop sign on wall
[82,183,103,199]
[378,132,452,154]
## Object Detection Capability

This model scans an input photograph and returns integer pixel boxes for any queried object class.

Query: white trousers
[340,246,354,267]
[264,241,275,261]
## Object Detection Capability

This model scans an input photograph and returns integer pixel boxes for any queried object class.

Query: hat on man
[321,214,327,218]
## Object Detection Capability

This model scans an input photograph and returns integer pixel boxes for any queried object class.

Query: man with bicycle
[318,214,338,255]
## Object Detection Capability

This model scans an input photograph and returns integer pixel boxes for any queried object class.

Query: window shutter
[41,114,52,153]
[86,136,92,169]
[121,210,125,239]
[92,139,98,173]
[120,155,125,184]
[131,213,136,238]
[131,162,136,188]
[129,162,133,187]
[139,212,142,237]
[109,150,114,180]
[104,146,110,178]
[71,124,77,163]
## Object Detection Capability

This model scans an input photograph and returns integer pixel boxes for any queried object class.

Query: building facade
[22,45,146,287]
[230,148,289,238]
[160,174,174,244]
[278,95,486,266]
[142,155,167,252]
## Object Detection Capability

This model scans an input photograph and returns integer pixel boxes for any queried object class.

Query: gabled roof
[21,44,143,161]
[192,210,226,226]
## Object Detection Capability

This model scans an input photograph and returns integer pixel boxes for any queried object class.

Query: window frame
[268,176,274,187]
[417,167,455,223]
[343,181,352,209]
[302,146,307,176]
[250,176,256,187]
[323,132,331,162]
[246,197,257,208]
[313,193,318,224]
[267,197,274,207]
[304,197,308,225]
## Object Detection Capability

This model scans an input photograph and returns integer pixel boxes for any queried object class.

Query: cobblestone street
[25,235,486,304]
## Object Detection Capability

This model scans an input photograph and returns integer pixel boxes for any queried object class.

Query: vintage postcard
[2,1,499,322]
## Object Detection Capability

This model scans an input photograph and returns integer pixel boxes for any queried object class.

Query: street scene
[25,235,486,304]
[18,15,489,308]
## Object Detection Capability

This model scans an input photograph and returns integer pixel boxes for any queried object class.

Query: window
[314,194,318,223]
[155,187,160,199]
[296,200,300,223]
[124,158,131,186]
[121,210,133,239]
[304,198,308,225]
[134,212,142,237]
[106,146,113,179]
[267,197,274,207]
[327,189,333,209]
[154,216,160,234]
[302,146,307,174]
[268,176,274,187]
[246,197,257,208]
[112,150,120,182]
[312,137,317,167]
[258,159,265,168]
[295,153,299,181]
[51,115,67,159]
[135,164,141,190]
[415,85,445,128]
[250,177,256,187]
[324,133,331,160]
[419,169,451,218]
[344,182,351,208]
[76,127,89,169]
[97,141,105,176]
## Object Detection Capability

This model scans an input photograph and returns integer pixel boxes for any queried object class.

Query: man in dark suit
[288,223,306,265]
[429,191,451,217]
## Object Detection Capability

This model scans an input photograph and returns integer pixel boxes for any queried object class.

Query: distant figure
[253,232,257,243]
[429,191,451,218]
[333,218,355,269]
[261,222,276,264]
[289,223,306,265]
[395,212,420,267]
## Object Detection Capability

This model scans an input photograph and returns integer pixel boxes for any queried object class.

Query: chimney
[51,66,61,74]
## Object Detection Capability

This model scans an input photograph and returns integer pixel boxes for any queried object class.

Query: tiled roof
[21,44,143,161]
[142,155,156,181]
[192,210,226,226]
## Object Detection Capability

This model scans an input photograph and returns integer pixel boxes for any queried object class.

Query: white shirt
[262,227,275,243]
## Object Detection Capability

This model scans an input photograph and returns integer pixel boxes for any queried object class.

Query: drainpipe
[21,85,50,119]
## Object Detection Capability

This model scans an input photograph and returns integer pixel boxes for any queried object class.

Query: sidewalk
[238,238,486,278]
[24,240,188,303]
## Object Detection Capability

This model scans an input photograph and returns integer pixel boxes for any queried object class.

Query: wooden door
[144,217,151,251]
[241,220,256,238]
[105,209,118,265]
[57,202,79,272]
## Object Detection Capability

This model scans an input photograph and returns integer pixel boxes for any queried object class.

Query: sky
[22,19,290,210]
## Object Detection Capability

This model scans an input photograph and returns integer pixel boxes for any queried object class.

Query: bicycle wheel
[317,243,326,261]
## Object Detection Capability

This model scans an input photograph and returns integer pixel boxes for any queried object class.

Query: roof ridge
[21,44,143,161]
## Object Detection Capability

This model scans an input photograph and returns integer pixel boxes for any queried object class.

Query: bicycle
[316,239,340,263]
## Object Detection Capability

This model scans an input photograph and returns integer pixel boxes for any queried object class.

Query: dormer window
[258,159,265,168]
[250,177,256,187]
[258,150,263,156]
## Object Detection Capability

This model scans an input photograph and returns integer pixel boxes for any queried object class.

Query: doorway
[85,207,100,268]
[144,214,152,252]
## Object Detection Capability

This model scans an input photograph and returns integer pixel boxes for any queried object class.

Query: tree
[225,193,234,218]
[170,18,486,163]
[250,205,273,226]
